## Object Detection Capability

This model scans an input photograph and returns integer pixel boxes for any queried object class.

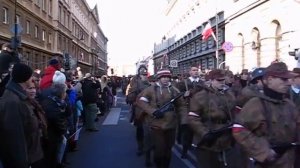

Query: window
[42,0,46,11]
[26,20,30,34]
[34,25,38,38]
[42,30,46,41]
[49,0,52,15]
[16,15,20,24]
[59,6,62,22]
[2,7,8,24]
[63,10,65,25]
[48,33,52,44]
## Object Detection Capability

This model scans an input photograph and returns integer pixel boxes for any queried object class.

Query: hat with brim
[292,68,300,77]
[208,69,225,80]
[265,62,296,79]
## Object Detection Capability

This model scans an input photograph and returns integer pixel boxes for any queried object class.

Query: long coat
[233,95,300,168]
[0,81,43,167]
[188,86,236,152]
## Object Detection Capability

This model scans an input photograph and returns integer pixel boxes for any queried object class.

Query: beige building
[154,0,300,75]
[225,0,300,73]
[0,0,108,76]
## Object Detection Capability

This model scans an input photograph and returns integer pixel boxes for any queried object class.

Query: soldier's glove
[152,110,164,119]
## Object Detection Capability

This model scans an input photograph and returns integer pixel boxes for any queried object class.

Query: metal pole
[14,0,18,57]
[215,0,219,69]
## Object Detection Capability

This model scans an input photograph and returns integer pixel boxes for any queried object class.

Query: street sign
[169,60,178,67]
[222,42,233,52]
[10,23,23,35]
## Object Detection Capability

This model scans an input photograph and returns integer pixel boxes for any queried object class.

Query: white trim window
[2,7,8,24]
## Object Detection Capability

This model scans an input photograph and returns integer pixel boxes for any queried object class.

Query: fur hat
[265,62,295,79]
[156,69,172,79]
[52,71,66,84]
[11,63,33,83]
[208,69,225,80]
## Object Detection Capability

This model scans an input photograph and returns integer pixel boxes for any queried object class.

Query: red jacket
[40,66,57,90]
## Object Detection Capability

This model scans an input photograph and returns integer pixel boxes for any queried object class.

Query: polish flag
[202,22,217,41]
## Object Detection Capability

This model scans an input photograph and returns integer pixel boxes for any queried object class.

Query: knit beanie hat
[52,71,66,84]
[49,58,61,70]
[11,63,33,83]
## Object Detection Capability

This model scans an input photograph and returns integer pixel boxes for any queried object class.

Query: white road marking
[172,147,196,168]
[102,108,121,125]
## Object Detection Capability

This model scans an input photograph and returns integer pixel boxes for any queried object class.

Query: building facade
[0,0,108,76]
[154,0,300,75]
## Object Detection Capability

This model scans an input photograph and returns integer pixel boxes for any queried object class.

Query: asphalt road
[68,91,198,168]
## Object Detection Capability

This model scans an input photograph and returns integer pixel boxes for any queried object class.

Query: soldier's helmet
[250,67,265,82]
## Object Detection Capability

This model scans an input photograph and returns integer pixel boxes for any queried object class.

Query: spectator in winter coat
[0,63,44,168]
[40,83,68,168]
[81,73,101,131]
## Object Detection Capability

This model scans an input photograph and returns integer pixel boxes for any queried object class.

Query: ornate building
[154,0,300,75]
[0,0,108,76]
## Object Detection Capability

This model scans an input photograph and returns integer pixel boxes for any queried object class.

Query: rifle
[271,142,300,156]
[154,92,184,118]
[198,124,233,147]
[155,92,184,115]
[250,142,300,166]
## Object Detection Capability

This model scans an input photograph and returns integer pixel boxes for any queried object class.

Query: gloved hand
[152,110,164,119]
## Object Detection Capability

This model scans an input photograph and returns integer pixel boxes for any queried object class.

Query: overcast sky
[86,0,167,66]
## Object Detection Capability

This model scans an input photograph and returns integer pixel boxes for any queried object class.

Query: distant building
[0,0,108,76]
[154,0,300,74]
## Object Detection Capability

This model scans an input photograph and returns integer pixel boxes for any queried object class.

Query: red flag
[202,22,217,41]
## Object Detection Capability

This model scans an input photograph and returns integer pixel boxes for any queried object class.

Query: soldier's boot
[145,150,153,167]
[181,146,188,159]
[136,140,144,156]
[163,156,171,168]
[154,158,164,168]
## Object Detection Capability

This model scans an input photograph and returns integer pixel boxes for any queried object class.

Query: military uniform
[175,76,204,158]
[233,62,300,168]
[188,69,240,168]
[126,67,151,156]
[137,69,187,168]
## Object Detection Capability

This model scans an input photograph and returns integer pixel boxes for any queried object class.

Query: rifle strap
[184,79,189,91]
[259,98,273,137]
[154,85,176,108]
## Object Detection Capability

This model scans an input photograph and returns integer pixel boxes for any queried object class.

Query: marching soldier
[175,64,204,158]
[236,67,266,108]
[137,68,187,168]
[288,67,300,168]
[188,69,241,168]
[233,62,300,167]
[126,65,151,156]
